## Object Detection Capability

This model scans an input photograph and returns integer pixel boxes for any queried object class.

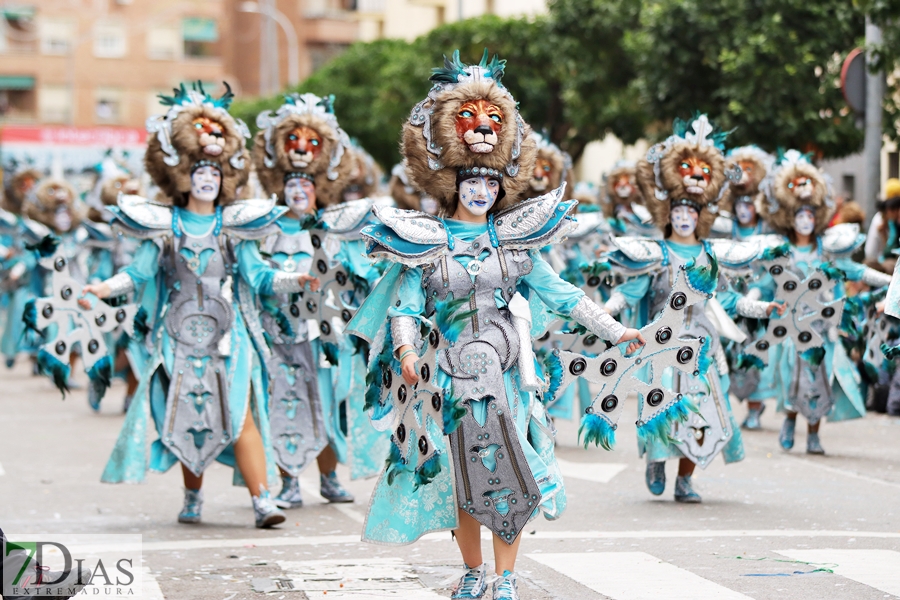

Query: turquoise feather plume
[578,412,616,451]
[132,306,150,341]
[820,263,846,281]
[696,336,713,375]
[800,347,826,367]
[637,395,697,446]
[434,293,477,344]
[414,452,442,490]
[684,252,718,295]
[22,299,39,336]
[542,351,564,405]
[87,354,113,401]
[37,348,70,398]
[364,331,394,412]
[882,343,900,361]
[441,394,466,435]
[737,353,765,371]
[761,243,791,261]
[322,341,340,367]
[25,234,60,258]
[384,441,406,487]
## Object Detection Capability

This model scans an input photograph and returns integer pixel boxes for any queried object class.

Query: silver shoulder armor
[821,223,865,257]
[371,205,448,246]
[494,184,576,248]
[569,211,611,239]
[117,194,172,229]
[222,197,277,227]
[630,202,654,225]
[710,215,734,236]
[612,236,664,263]
[320,198,374,236]
[708,238,760,267]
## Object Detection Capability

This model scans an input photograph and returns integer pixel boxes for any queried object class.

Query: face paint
[284,177,316,215]
[734,200,756,225]
[53,206,72,232]
[190,165,222,203]
[420,196,438,215]
[794,208,816,236]
[458,176,501,217]
[678,156,712,195]
[670,204,699,238]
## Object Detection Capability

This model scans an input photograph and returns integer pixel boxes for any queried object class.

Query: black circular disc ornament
[773,326,787,337]
[647,388,664,407]
[601,395,618,412]
[670,292,687,310]
[821,307,835,318]
[116,309,126,323]
[570,357,587,376]
[87,339,99,354]
[656,326,672,344]
[770,265,783,276]
[396,423,406,443]
[42,305,53,319]
[600,358,617,376]
[677,346,694,364]
[798,331,812,343]
[397,385,407,404]
[316,259,328,274]
[61,286,72,300]
[55,341,66,355]
[783,281,797,292]
[320,321,331,336]
[54,257,66,272]
[418,436,428,455]
[809,278,822,290]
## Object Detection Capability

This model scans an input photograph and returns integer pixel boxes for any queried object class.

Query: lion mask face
[191,116,226,157]
[283,126,323,169]
[789,174,815,200]
[734,159,758,192]
[530,156,552,192]
[456,99,503,154]
[678,156,712,196]
[613,172,636,199]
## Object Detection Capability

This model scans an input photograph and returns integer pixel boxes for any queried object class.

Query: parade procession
[5,2,900,599]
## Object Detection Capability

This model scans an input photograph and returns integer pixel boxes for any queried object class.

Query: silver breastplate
[260,230,313,345]
[421,233,533,403]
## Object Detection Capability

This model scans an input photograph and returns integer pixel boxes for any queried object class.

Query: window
[889,152,899,180]
[94,87,124,124]
[39,18,74,55]
[2,6,37,53]
[147,26,180,60]
[39,84,71,123]
[182,17,218,58]
[93,22,127,58]
[0,75,35,120]
[842,175,856,200]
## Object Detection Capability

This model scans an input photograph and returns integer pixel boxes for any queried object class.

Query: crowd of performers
[4,50,900,600]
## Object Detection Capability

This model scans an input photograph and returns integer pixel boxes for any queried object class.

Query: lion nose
[474,125,493,137]
[690,174,705,182]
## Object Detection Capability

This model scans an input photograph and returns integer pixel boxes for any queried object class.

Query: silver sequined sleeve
[391,316,420,355]
[105,273,135,297]
[603,291,627,317]
[735,296,771,319]
[570,296,627,343]
[861,267,893,289]
[272,271,303,294]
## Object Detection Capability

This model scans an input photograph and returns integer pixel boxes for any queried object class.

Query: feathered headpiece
[252,92,353,207]
[144,81,250,204]
[722,145,774,216]
[402,49,537,215]
[342,142,381,201]
[761,149,833,236]
[637,114,738,239]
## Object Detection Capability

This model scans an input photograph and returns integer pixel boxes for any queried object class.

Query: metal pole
[266,0,280,93]
[258,1,268,95]
[240,2,298,91]
[458,0,463,21]
[864,16,884,222]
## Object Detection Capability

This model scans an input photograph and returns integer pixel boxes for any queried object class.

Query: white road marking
[556,459,627,483]
[275,557,445,598]
[527,552,754,600]
[781,455,900,490]
[333,503,366,524]
[776,549,900,596]
[0,461,5,476]
[138,529,900,552]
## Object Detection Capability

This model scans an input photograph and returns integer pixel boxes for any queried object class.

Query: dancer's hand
[619,328,645,354]
[79,283,110,309]
[766,301,786,316]
[398,345,419,386]
[298,274,320,292]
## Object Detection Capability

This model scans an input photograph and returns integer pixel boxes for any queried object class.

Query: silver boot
[674,475,701,503]
[451,563,488,599]
[320,471,354,503]
[491,572,520,600]
[645,461,666,495]
[807,432,825,455]
[779,417,796,450]
[252,489,286,528]
[274,474,303,509]
[177,488,202,524]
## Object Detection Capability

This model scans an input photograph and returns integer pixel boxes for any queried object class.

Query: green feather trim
[543,351,564,405]
[578,413,616,450]
[820,263,846,281]
[413,452,442,490]
[737,353,765,371]
[637,395,697,446]
[441,394,466,435]
[434,293,477,344]
[882,343,900,361]
[684,252,718,295]
[800,347,826,367]
[761,243,791,261]
[37,348,70,398]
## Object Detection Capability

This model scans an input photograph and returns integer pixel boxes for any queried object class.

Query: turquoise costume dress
[604,237,764,468]
[0,211,47,365]
[349,190,628,545]
[101,197,300,484]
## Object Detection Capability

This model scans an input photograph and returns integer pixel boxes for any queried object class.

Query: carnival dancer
[341,142,381,203]
[347,50,644,600]
[715,146,776,430]
[602,115,784,503]
[602,160,657,238]
[389,162,439,214]
[83,83,319,528]
[753,150,891,455]
[0,166,46,369]
[252,92,374,507]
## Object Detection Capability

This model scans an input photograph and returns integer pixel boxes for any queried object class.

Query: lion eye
[460,110,474,118]
[681,162,689,169]
[788,182,794,188]
[311,139,319,146]
[194,123,203,129]
[543,165,550,172]
[702,167,710,174]
[489,114,502,123]
[288,134,298,141]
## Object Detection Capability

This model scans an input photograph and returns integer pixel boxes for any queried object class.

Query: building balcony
[352,0,385,15]
[303,14,359,44]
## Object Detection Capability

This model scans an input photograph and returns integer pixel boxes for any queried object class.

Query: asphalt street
[3,360,900,599]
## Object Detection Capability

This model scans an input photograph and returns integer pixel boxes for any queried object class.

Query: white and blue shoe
[451,563,488,599]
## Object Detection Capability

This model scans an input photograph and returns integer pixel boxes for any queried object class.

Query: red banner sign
[0,125,147,146]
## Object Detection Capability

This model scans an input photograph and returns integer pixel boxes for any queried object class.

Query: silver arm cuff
[602,291,627,316]
[570,295,627,343]
[272,271,303,294]
[391,316,419,354]
[861,267,893,289]
[746,287,762,301]
[735,296,770,319]
[105,273,135,297]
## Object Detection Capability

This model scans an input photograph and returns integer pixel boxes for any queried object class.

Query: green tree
[627,0,865,158]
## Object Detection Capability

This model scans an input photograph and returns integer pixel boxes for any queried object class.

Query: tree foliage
[627,0,864,158]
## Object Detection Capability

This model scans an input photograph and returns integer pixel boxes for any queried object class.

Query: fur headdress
[145,82,250,205]
[23,178,85,231]
[602,160,642,218]
[252,93,352,208]
[761,149,833,236]
[389,162,421,210]
[2,167,42,214]
[401,49,537,215]
[342,143,381,201]
[530,132,573,199]
[722,145,774,215]
[636,114,738,240]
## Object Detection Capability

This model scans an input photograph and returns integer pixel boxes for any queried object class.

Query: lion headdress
[761,149,833,237]
[602,159,642,218]
[722,145,774,216]
[402,49,537,216]
[530,132,573,199]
